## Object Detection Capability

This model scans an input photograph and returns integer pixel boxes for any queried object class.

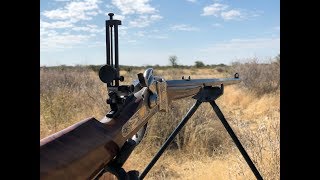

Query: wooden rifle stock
[40,89,145,180]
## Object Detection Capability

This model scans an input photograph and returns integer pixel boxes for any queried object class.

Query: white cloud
[40,23,97,52]
[40,19,73,29]
[170,24,199,31]
[72,25,104,33]
[40,0,105,52]
[41,30,91,51]
[201,2,258,21]
[150,14,162,21]
[132,30,167,41]
[111,0,156,15]
[117,26,128,38]
[221,10,242,20]
[201,3,228,16]
[200,37,280,61]
[127,39,137,43]
[129,14,162,28]
[42,0,102,22]
[212,23,222,28]
[40,18,103,50]
[204,38,280,51]
[87,41,105,47]
[86,11,99,16]
[135,31,146,37]
[111,0,162,28]
[151,35,168,39]
[251,10,263,17]
[106,4,114,9]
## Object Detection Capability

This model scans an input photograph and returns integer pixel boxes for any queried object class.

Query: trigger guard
[131,123,147,144]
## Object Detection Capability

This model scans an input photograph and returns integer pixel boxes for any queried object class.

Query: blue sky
[40,0,279,66]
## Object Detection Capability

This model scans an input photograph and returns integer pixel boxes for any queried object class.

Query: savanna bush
[231,57,280,96]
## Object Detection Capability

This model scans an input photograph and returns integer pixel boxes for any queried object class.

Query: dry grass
[231,58,280,96]
[40,65,279,180]
[123,85,279,180]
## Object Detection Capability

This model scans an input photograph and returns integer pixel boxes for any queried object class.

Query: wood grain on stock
[40,92,144,180]
[40,117,119,180]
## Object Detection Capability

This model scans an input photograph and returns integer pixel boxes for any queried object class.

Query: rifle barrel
[166,78,241,101]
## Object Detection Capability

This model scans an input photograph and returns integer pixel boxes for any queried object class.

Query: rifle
[40,13,263,180]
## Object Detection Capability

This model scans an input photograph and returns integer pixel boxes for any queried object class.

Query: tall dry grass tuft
[231,57,280,96]
[40,64,279,179]
[40,67,109,137]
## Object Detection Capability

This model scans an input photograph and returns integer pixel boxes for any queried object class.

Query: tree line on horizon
[40,54,279,72]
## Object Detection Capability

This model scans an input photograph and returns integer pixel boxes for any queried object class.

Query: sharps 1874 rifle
[40,13,263,180]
